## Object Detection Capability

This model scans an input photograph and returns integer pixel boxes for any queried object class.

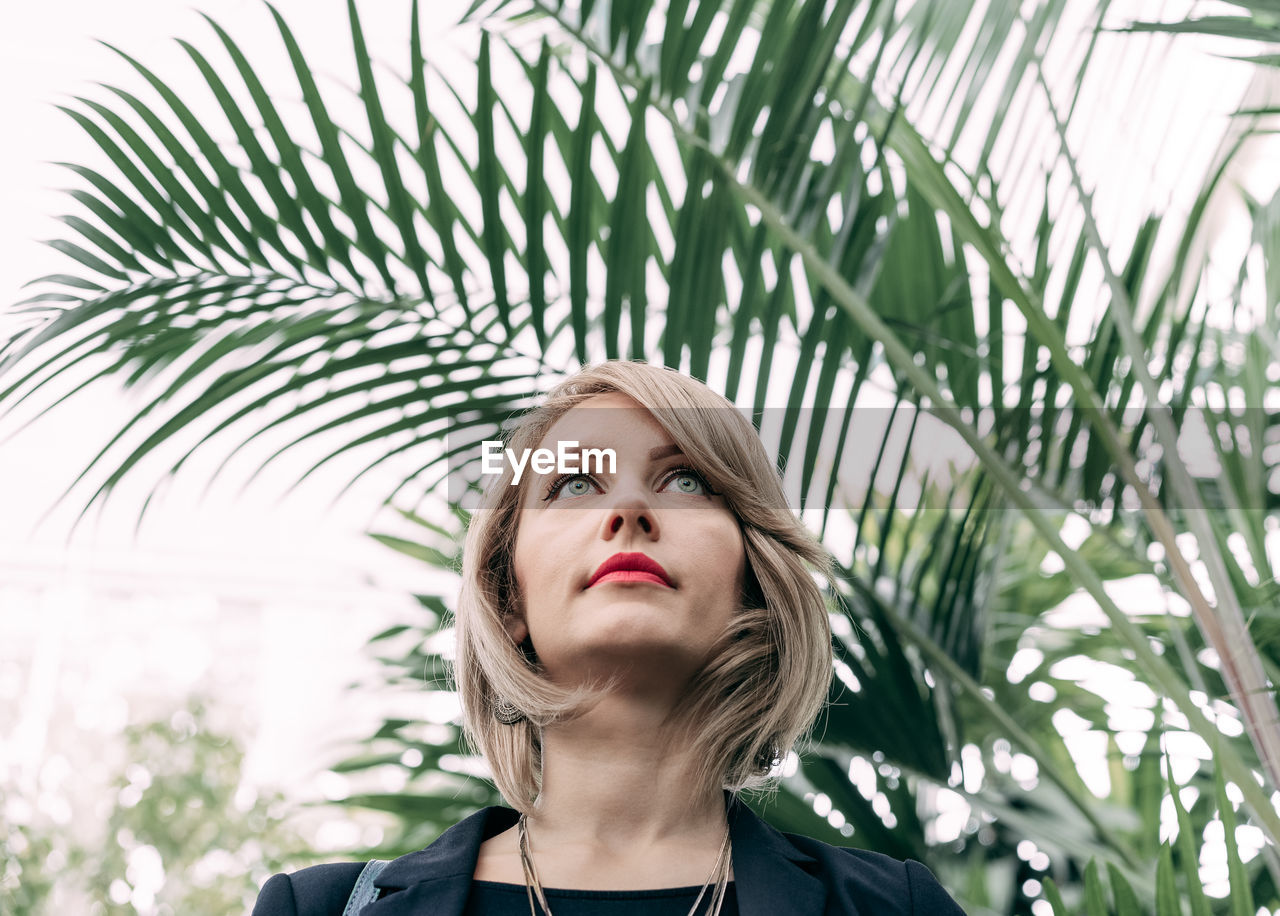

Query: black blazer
[252,793,967,915]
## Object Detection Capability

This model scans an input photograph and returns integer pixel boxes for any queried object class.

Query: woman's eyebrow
[648,443,683,460]
[570,442,682,460]
[548,441,682,462]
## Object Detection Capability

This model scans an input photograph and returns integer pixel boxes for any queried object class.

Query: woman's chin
[547,628,709,680]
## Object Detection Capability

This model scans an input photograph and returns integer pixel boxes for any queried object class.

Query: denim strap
[342,859,390,915]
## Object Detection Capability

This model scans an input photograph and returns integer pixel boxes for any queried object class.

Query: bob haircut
[453,361,833,813]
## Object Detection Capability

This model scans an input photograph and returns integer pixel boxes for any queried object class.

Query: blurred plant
[338,497,1280,910]
[1,698,301,915]
[1042,752,1259,916]
[1,800,59,915]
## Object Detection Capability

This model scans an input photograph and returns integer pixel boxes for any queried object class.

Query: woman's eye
[545,474,599,501]
[545,468,713,500]
[661,469,709,495]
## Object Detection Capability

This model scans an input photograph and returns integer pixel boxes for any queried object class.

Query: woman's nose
[601,491,660,540]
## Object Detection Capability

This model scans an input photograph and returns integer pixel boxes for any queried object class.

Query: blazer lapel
[363,805,518,916]
[727,794,830,916]
[361,793,830,916]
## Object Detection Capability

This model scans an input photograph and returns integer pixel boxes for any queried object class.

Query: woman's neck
[472,692,734,890]
[527,694,727,853]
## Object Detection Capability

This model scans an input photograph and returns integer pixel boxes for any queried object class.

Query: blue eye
[543,468,716,501]
[544,474,599,501]
[661,468,712,495]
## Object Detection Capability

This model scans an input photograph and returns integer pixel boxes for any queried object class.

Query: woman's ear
[505,614,540,667]
[503,585,530,645]
[501,572,530,645]
[504,613,529,645]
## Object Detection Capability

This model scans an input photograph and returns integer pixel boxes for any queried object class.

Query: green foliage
[0,804,57,915]
[5,0,1280,912]
[1,699,300,916]
[1041,759,1258,915]
[338,503,1280,910]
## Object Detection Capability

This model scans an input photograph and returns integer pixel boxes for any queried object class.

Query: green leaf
[369,534,456,570]
[347,0,433,297]
[1123,15,1280,42]
[1041,877,1069,916]
[1166,759,1211,916]
[605,80,652,362]
[1155,845,1183,916]
[474,31,511,331]
[1082,859,1107,916]
[524,39,552,349]
[1106,863,1142,916]
[100,39,307,279]
[411,0,470,311]
[199,13,363,287]
[1215,762,1255,916]
[567,63,598,362]
[264,2,398,290]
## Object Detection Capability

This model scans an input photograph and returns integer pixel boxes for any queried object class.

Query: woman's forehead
[536,393,673,451]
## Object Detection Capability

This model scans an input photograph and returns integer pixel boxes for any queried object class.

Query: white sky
[0,0,478,806]
[0,0,479,570]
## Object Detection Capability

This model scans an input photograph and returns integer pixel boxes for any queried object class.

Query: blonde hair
[453,361,833,812]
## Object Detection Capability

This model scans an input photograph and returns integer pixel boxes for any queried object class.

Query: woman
[253,361,966,915]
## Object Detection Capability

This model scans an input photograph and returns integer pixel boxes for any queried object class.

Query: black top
[252,793,967,914]
[463,880,740,915]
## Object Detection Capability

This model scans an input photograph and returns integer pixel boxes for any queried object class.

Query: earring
[492,695,526,725]
[755,741,783,774]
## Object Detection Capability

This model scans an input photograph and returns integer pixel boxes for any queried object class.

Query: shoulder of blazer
[251,861,367,916]
[776,831,968,915]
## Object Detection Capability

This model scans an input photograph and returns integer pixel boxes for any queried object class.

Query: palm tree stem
[1033,59,1280,815]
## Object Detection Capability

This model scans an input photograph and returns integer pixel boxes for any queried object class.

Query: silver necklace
[516,813,734,916]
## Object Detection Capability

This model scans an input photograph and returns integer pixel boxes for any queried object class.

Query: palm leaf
[6,1,1280,907]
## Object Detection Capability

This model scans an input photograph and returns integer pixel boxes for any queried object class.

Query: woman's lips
[591,569,670,587]
[587,552,674,588]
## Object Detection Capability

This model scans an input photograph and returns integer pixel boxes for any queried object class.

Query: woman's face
[508,392,747,692]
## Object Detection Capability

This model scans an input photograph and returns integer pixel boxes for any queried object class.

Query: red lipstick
[588,552,673,588]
